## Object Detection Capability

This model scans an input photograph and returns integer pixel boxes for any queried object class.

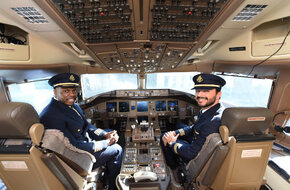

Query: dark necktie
[197,110,202,119]
[70,106,83,119]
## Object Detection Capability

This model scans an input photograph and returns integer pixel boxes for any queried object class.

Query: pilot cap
[48,73,80,88]
[192,73,226,90]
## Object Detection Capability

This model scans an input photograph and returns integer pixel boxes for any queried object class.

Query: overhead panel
[41,0,230,73]
[51,0,133,43]
[151,0,227,42]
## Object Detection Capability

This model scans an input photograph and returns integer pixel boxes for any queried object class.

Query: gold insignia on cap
[69,75,75,81]
[197,75,203,83]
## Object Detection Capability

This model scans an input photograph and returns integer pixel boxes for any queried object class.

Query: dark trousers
[161,135,192,169]
[160,133,179,169]
[160,123,192,169]
[93,143,123,190]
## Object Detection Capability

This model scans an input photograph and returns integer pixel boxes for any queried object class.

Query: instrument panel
[81,89,198,189]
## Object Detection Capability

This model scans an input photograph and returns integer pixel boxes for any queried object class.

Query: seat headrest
[0,102,39,138]
[221,107,273,136]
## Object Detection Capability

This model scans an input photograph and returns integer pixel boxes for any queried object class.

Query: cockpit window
[8,80,53,114]
[146,72,200,93]
[81,73,138,99]
[221,75,273,107]
[146,72,273,108]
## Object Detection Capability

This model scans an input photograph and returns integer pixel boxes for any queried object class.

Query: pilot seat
[0,102,102,190]
[175,107,275,190]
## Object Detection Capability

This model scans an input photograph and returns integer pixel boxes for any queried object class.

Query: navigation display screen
[168,101,178,111]
[119,102,129,112]
[106,102,117,112]
[155,101,166,111]
[137,101,148,112]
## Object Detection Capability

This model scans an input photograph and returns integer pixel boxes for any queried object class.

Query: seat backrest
[221,107,273,136]
[185,133,222,181]
[192,107,275,190]
[0,102,39,139]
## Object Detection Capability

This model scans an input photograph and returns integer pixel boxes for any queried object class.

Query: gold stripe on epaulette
[194,130,199,135]
[178,129,185,136]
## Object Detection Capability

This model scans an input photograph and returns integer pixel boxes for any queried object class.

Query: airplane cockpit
[1,0,290,189]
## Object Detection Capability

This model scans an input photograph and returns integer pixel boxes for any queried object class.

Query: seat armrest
[219,125,229,144]
[29,123,44,146]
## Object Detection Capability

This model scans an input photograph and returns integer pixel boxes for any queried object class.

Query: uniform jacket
[171,103,224,161]
[40,98,107,153]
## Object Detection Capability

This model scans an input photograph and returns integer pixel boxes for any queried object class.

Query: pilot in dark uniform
[40,73,122,190]
[161,73,226,170]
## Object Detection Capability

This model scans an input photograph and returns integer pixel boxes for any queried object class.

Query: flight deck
[81,89,199,189]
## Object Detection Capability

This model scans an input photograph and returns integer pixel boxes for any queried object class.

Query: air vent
[11,7,48,24]
[232,4,267,21]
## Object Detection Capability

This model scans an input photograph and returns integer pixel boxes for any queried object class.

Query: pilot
[160,73,226,179]
[40,73,123,190]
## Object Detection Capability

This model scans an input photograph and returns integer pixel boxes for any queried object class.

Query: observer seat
[0,102,99,190]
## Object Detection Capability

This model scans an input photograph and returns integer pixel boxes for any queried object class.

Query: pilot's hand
[163,131,179,146]
[105,130,119,145]
[162,131,176,145]
[112,131,119,143]
[162,134,168,146]
[171,133,179,143]
[104,130,115,139]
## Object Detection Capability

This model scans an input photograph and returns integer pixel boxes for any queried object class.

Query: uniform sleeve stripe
[94,141,105,152]
[178,129,185,136]
[95,129,105,135]
[174,143,178,154]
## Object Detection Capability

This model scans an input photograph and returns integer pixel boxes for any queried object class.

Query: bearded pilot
[161,73,226,171]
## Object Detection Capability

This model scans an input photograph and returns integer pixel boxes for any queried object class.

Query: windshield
[146,72,273,107]
[146,72,199,93]
[81,73,138,99]
[8,72,273,114]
